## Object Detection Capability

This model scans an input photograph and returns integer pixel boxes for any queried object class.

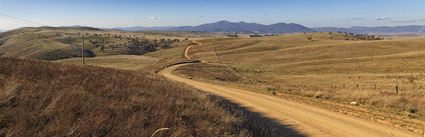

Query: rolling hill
[114,21,425,35]
[0,57,294,136]
[168,32,425,132]
[117,20,315,33]
[167,21,315,33]
[112,26,176,31]
[0,27,195,61]
[314,25,425,34]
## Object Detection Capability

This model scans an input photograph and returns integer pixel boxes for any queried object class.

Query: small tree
[100,45,105,52]
[307,36,313,41]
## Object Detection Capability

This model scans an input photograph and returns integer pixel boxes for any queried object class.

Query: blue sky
[0,0,425,30]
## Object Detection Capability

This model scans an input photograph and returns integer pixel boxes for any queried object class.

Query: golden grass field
[173,33,425,123]
[4,27,425,134]
[0,27,215,60]
[1,57,297,137]
[2,28,301,136]
[48,31,425,124]
[56,55,160,70]
[52,32,425,123]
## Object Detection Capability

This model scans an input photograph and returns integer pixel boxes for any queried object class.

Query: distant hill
[0,27,101,60]
[313,25,425,35]
[112,26,175,31]
[169,21,314,33]
[57,25,104,31]
[0,27,189,61]
[115,20,314,33]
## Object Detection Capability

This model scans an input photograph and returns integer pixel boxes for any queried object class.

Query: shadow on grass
[209,95,308,137]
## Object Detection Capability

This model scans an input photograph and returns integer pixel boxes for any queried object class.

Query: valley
[1,27,424,136]
[2,1,425,136]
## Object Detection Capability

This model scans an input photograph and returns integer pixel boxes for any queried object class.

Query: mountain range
[114,21,425,35]
[112,26,175,31]
[3,21,425,35]
[313,25,425,34]
[115,20,314,33]
[167,20,314,33]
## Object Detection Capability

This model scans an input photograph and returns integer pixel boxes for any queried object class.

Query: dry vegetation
[175,63,242,82]
[0,57,300,137]
[54,36,201,73]
[55,55,160,70]
[0,27,211,61]
[3,26,423,134]
[176,32,425,122]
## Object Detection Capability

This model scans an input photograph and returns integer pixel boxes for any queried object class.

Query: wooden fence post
[396,85,399,94]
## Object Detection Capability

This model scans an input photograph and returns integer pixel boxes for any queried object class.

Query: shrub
[409,107,418,114]
[37,48,96,61]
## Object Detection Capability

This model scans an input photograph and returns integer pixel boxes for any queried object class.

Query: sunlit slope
[191,33,425,74]
[179,33,425,131]
[0,27,100,59]
[0,57,286,137]
[0,27,199,61]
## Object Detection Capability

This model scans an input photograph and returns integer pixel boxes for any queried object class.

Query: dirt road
[184,41,202,60]
[158,63,419,137]
[184,45,193,60]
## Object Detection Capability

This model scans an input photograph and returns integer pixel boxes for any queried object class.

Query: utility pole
[82,34,85,64]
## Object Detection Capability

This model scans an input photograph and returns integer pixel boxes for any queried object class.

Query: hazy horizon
[1,0,425,30]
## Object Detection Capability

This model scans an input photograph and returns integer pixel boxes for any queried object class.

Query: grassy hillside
[56,45,192,73]
[56,55,160,70]
[0,27,209,61]
[0,57,299,137]
[174,32,425,123]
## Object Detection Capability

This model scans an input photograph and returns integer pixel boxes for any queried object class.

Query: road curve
[184,45,193,60]
[184,41,202,60]
[158,64,419,137]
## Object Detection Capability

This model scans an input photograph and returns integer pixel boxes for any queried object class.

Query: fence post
[82,34,85,64]
[395,85,399,94]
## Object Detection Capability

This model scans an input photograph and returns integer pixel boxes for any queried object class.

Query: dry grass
[0,57,300,137]
[55,55,160,70]
[175,63,242,82]
[175,33,425,120]
[0,27,215,60]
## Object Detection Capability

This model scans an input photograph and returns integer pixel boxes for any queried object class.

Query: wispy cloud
[375,17,391,21]
[341,17,365,21]
[148,17,161,20]
[388,18,425,23]
[390,20,418,23]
